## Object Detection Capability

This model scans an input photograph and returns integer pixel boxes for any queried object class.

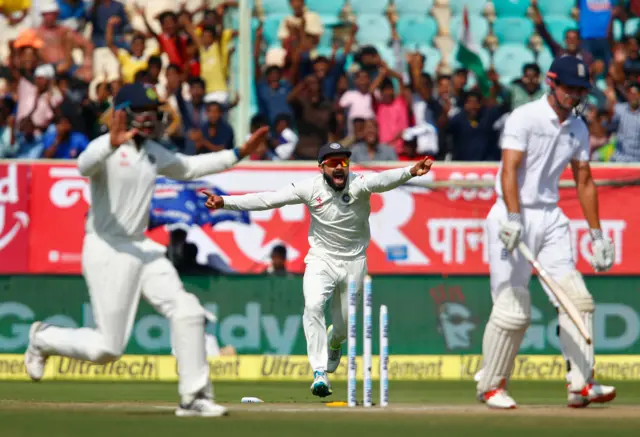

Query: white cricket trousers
[486,199,575,305]
[34,233,211,401]
[303,255,368,372]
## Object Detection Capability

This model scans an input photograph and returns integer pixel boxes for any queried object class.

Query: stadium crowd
[0,0,638,162]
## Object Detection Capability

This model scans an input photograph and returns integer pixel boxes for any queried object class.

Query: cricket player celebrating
[478,56,616,409]
[24,83,268,417]
[203,143,432,397]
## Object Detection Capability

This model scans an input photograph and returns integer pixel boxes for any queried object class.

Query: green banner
[0,276,638,355]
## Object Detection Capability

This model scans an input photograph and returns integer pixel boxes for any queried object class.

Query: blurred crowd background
[0,0,638,163]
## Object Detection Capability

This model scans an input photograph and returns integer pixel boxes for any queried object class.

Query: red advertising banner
[2,161,639,275]
[0,162,30,272]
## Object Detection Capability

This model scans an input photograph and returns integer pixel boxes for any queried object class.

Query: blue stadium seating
[375,44,396,67]
[493,17,534,45]
[626,17,640,37]
[536,48,554,72]
[261,0,291,15]
[536,0,574,17]
[449,14,489,42]
[307,0,345,16]
[492,0,530,17]
[448,0,488,16]
[544,16,577,43]
[397,16,438,46]
[350,0,389,15]
[614,19,623,40]
[356,15,392,44]
[493,43,535,79]
[262,14,287,46]
[394,0,434,16]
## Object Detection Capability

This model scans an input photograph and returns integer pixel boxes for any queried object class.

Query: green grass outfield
[1,380,640,437]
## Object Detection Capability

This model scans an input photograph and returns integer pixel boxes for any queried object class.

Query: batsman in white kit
[203,143,432,397]
[478,56,616,409]
[23,83,268,417]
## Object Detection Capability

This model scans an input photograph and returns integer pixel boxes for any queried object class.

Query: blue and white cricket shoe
[326,325,342,374]
[310,370,333,398]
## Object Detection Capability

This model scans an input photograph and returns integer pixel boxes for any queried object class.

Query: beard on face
[323,167,347,192]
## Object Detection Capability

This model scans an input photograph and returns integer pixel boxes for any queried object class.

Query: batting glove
[590,229,615,272]
[499,212,523,252]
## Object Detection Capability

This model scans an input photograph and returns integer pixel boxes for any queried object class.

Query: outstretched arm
[205,183,305,211]
[359,158,432,193]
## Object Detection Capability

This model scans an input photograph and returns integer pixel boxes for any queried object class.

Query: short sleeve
[339,91,352,108]
[500,108,528,152]
[571,124,591,162]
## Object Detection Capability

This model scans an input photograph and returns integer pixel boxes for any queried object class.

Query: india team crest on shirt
[340,193,351,204]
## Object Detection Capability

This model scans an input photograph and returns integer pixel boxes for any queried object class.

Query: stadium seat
[492,0,530,17]
[263,15,287,46]
[356,15,391,44]
[349,0,389,15]
[626,17,640,37]
[415,44,442,74]
[397,16,438,46]
[449,14,489,42]
[394,0,434,16]
[536,48,554,73]
[613,19,623,40]
[544,16,577,44]
[448,0,488,16]
[536,0,574,17]
[261,0,291,15]
[450,45,491,69]
[493,43,535,79]
[307,0,345,16]
[493,17,534,45]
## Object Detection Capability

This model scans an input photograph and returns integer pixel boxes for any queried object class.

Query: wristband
[507,212,522,223]
[590,229,603,241]
[233,148,242,160]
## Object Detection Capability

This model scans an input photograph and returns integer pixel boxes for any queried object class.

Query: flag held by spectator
[456,7,491,97]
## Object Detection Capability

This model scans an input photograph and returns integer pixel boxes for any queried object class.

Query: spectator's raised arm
[135,5,159,41]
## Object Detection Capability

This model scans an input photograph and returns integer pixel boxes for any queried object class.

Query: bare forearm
[577,180,601,230]
[501,167,521,214]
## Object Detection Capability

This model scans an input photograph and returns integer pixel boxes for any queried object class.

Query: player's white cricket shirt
[222,167,414,260]
[77,134,239,240]
[495,96,590,207]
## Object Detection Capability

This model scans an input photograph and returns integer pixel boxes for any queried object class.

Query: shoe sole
[175,409,229,417]
[487,405,517,410]
[311,383,333,398]
[25,322,45,382]
[591,390,616,404]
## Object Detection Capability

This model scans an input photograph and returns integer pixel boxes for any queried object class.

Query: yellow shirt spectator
[117,48,158,84]
[0,0,30,14]
[200,29,233,95]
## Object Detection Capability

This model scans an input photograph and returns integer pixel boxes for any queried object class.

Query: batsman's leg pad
[557,271,594,391]
[477,286,531,394]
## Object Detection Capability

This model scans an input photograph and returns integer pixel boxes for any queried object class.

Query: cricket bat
[518,242,592,345]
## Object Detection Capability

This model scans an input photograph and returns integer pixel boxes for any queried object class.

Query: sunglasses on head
[322,157,350,167]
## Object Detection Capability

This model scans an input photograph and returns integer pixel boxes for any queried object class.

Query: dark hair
[523,63,541,75]
[271,244,287,258]
[463,90,483,104]
[565,28,579,39]
[437,74,451,83]
[265,65,281,77]
[189,77,206,88]
[131,33,146,44]
[379,77,394,90]
[313,55,330,64]
[250,114,268,130]
[352,117,366,125]
[134,70,149,83]
[158,11,177,25]
[202,25,218,38]
[148,56,162,68]
[454,68,469,76]
[166,63,182,74]
[206,101,223,111]
[274,113,292,126]
[354,69,369,80]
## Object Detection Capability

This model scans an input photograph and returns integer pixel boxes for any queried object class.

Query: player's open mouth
[333,173,345,184]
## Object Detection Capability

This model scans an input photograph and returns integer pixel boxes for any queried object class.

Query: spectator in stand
[354,45,383,82]
[57,0,87,31]
[576,0,613,65]
[88,0,130,50]
[266,244,289,276]
[0,97,16,158]
[181,13,235,103]
[277,0,324,48]
[622,36,640,75]
[288,74,332,159]
[106,16,157,84]
[350,119,398,162]
[487,67,511,109]
[32,0,94,82]
[41,109,89,158]
[137,7,188,73]
[200,101,234,152]
[608,81,640,162]
[451,68,468,106]
[585,104,613,159]
[273,113,298,159]
[446,90,505,161]
[16,63,63,133]
[531,2,594,66]
[15,118,44,158]
[339,70,374,135]
[370,64,409,154]
[146,55,163,87]
[510,63,544,110]
[398,126,436,161]
[254,24,293,127]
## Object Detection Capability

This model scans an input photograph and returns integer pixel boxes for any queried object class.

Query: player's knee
[303,301,324,318]
[172,292,206,321]
[491,286,531,330]
[558,271,594,313]
[90,346,123,364]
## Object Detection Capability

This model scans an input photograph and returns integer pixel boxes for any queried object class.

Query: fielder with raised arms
[203,143,432,397]
[24,83,269,417]
[478,56,616,409]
